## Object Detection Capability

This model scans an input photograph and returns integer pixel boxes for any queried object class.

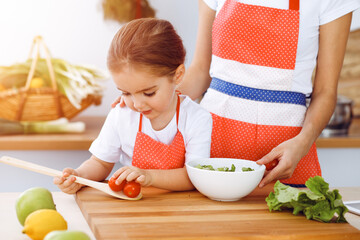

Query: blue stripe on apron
[210,77,306,106]
[284,183,306,188]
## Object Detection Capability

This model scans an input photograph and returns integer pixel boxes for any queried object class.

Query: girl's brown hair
[107,18,186,77]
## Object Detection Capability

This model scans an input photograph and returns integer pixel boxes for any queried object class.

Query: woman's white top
[89,96,212,166]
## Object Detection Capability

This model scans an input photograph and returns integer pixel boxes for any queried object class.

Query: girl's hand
[111,96,126,108]
[111,166,152,187]
[256,136,310,187]
[53,168,83,194]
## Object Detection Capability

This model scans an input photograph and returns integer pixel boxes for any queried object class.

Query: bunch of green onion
[0,118,85,135]
[0,58,108,109]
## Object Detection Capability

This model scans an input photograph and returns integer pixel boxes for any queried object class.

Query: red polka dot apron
[132,95,186,169]
[200,0,321,186]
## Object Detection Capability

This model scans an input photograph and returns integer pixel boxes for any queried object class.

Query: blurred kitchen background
[0,0,198,114]
[0,0,359,191]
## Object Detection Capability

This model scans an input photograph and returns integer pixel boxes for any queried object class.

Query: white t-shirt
[203,0,360,95]
[89,96,212,166]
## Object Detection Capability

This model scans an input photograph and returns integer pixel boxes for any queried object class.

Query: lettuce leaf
[265,176,348,223]
[305,175,329,196]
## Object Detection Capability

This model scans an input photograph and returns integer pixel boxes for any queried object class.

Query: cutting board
[75,184,360,240]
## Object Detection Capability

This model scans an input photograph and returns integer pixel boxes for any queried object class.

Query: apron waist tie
[210,77,306,106]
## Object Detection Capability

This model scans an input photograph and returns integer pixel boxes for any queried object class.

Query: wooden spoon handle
[0,156,62,177]
[0,156,99,188]
[0,156,142,200]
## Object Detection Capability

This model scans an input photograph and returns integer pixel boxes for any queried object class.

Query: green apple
[15,187,56,226]
[44,230,91,240]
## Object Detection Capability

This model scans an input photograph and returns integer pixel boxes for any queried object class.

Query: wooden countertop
[0,192,96,240]
[2,187,358,240]
[75,184,360,240]
[316,118,360,148]
[1,116,360,150]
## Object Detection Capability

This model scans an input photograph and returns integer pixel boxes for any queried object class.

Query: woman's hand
[53,168,83,194]
[256,135,311,187]
[111,96,126,108]
[111,166,152,187]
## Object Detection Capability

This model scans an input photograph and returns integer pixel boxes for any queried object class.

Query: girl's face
[112,64,184,129]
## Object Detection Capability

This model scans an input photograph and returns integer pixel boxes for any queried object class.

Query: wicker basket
[0,36,102,121]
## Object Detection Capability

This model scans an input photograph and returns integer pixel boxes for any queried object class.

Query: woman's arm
[257,12,353,187]
[178,0,215,100]
[296,13,353,152]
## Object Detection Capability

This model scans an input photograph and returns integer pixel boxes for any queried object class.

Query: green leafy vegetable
[195,164,236,172]
[195,164,254,172]
[195,164,215,171]
[241,167,254,172]
[265,176,348,223]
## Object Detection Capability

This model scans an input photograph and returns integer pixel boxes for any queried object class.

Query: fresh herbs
[195,164,254,172]
[266,176,348,223]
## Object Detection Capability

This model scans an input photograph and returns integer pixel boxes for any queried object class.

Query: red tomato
[265,160,279,171]
[123,181,141,198]
[108,177,125,192]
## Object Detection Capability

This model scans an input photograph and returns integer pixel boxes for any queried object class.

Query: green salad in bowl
[186,158,265,201]
[195,164,254,172]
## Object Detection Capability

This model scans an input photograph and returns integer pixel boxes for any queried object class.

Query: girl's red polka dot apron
[132,95,186,169]
[200,0,321,186]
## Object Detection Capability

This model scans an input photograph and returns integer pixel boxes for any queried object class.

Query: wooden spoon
[0,156,142,200]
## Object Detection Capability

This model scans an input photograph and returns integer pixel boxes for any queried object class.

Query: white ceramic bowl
[186,158,265,201]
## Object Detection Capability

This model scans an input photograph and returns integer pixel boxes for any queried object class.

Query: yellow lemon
[22,209,67,240]
[30,77,45,88]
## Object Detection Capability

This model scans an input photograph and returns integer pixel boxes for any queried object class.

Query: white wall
[0,1,359,116]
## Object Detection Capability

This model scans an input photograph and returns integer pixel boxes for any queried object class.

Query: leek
[0,58,108,109]
[0,118,85,135]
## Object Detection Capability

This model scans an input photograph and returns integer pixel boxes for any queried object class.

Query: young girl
[54,18,212,193]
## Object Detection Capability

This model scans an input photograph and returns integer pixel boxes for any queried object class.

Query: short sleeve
[202,0,218,10]
[89,108,121,163]
[320,0,360,25]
